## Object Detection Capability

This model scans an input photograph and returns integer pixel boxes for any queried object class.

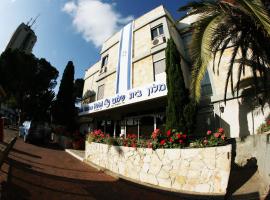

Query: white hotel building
[79,5,269,138]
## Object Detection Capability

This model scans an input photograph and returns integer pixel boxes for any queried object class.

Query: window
[201,71,213,96]
[100,55,108,73]
[97,84,105,100]
[153,59,166,81]
[154,59,166,75]
[151,25,164,40]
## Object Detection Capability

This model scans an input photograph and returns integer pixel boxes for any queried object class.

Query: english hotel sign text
[79,82,167,115]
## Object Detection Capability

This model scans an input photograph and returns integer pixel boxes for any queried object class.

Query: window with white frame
[153,59,166,82]
[100,55,108,73]
[151,25,164,40]
[97,84,105,100]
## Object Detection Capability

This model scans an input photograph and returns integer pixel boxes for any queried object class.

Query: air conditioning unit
[152,36,166,47]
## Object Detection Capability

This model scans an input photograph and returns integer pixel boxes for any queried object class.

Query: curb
[65,149,84,162]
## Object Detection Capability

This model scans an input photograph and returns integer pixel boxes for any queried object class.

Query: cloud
[62,0,134,47]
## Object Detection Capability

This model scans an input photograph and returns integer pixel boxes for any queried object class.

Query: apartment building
[6,23,37,54]
[80,5,269,138]
[79,6,194,137]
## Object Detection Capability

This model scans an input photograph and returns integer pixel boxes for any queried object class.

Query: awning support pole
[137,119,140,141]
[113,121,116,138]
[124,120,126,139]
[154,115,157,130]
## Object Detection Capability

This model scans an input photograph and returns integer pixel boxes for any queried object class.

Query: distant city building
[6,23,37,54]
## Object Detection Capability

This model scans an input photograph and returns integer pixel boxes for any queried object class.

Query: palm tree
[180,0,270,102]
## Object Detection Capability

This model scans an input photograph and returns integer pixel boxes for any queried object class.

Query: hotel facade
[79,6,269,139]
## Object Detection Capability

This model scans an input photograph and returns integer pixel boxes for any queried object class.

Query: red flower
[214,133,220,138]
[169,137,173,143]
[207,130,212,135]
[131,143,136,148]
[179,140,184,144]
[267,120,270,125]
[177,133,181,139]
[167,129,171,137]
[147,141,152,148]
[154,129,160,134]
[203,139,208,145]
[152,129,161,139]
[152,132,158,139]
[181,134,187,140]
[160,140,166,145]
[221,135,226,140]
[218,128,224,133]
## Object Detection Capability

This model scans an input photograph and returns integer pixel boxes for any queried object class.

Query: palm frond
[239,0,270,36]
[224,45,240,101]
[190,15,222,102]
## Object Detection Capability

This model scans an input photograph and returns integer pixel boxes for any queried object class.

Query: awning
[79,96,167,121]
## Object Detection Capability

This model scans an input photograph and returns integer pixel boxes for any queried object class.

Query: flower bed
[86,128,227,149]
[85,141,231,194]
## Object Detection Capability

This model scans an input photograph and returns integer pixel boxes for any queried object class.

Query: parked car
[19,121,51,143]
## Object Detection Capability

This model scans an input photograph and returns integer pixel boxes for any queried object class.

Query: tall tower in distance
[5,17,38,54]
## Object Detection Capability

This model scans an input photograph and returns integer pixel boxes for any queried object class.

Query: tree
[0,49,58,122]
[180,0,270,102]
[73,78,84,103]
[53,61,76,130]
[165,38,190,131]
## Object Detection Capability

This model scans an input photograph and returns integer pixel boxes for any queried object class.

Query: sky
[0,0,190,91]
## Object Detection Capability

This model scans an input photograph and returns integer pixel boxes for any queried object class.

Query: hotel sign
[79,82,167,115]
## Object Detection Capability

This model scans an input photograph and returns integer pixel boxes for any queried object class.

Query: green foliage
[165,38,189,132]
[180,0,270,102]
[53,61,76,130]
[183,100,198,134]
[0,49,58,121]
[73,78,84,102]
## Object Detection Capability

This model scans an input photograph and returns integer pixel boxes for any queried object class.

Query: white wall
[213,98,270,138]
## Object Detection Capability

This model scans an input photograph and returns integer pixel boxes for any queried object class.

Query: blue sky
[0,0,190,91]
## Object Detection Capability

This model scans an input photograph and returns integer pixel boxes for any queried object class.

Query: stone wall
[85,142,232,194]
[233,132,270,185]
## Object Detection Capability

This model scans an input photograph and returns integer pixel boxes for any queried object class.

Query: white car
[19,121,51,143]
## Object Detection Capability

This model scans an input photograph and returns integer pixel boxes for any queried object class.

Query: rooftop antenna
[30,14,40,27]
[26,17,33,26]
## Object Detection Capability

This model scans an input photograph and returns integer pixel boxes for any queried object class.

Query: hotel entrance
[80,96,167,138]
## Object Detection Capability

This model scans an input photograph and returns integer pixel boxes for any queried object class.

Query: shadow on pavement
[226,158,258,197]
[35,141,63,151]
[9,153,105,173]
[1,157,263,200]
[11,147,42,159]
[264,188,270,200]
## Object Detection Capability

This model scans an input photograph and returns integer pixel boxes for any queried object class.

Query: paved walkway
[0,130,198,200]
[0,129,269,200]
